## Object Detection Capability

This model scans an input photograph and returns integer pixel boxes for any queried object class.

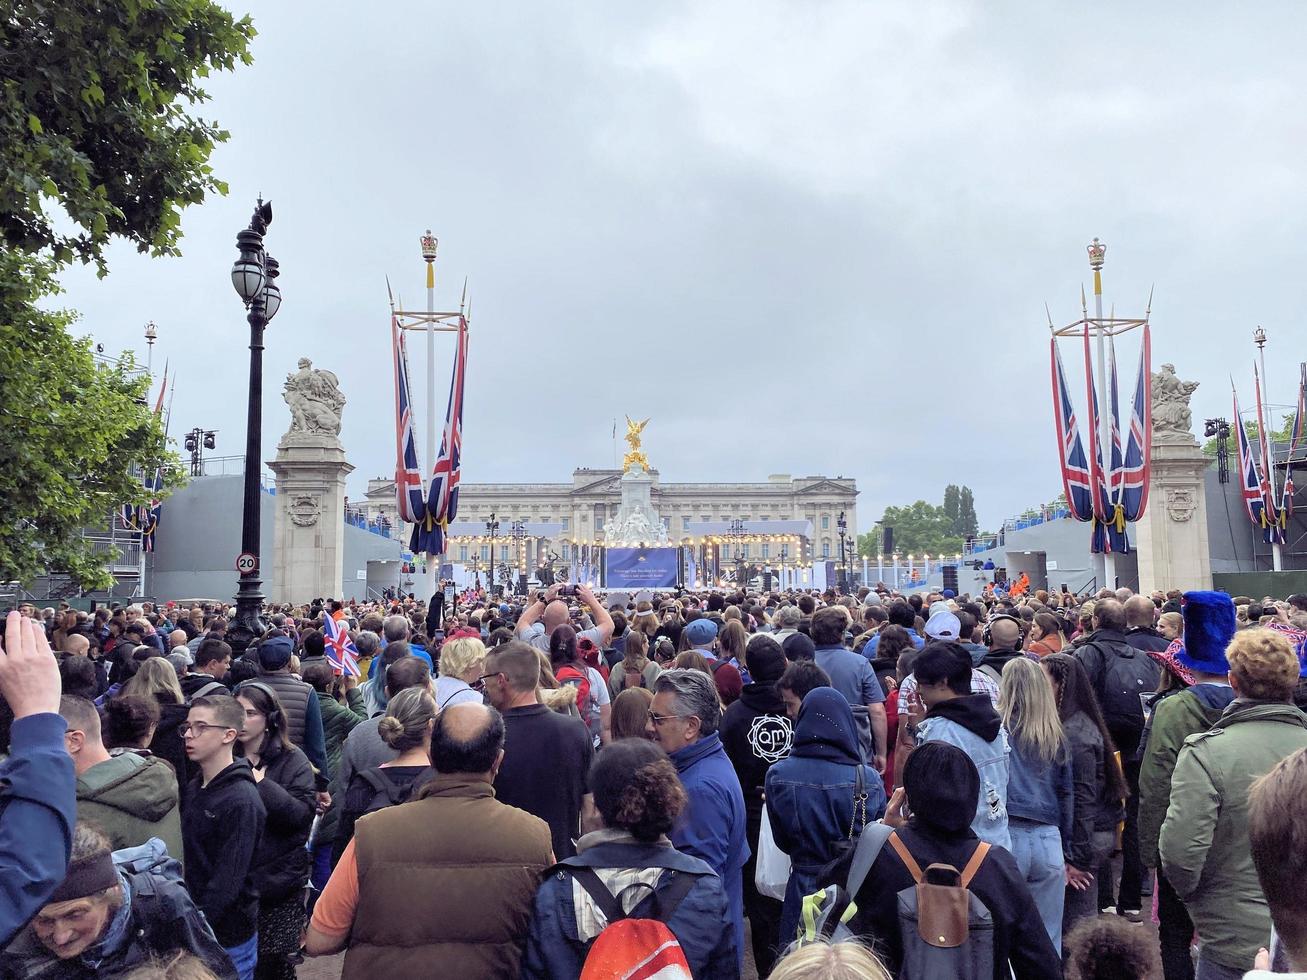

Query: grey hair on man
[653,668,721,736]
[382,615,410,644]
[776,606,802,628]
[355,630,381,660]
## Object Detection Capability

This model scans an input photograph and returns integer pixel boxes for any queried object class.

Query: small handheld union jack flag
[319,613,360,678]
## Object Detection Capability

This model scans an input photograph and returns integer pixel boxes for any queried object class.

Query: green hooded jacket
[1159,701,1307,971]
[1138,685,1235,869]
[77,752,184,867]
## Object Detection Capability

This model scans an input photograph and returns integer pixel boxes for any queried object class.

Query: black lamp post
[485,512,500,596]
[508,520,527,594]
[227,199,280,655]
[836,511,849,593]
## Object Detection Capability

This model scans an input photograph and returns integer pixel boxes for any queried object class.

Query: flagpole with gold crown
[1088,238,1115,590]
[422,230,438,602]
[392,231,468,602]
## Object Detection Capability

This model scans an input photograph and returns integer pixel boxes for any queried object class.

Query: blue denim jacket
[1005,736,1073,841]
[917,714,1011,850]
[764,755,886,944]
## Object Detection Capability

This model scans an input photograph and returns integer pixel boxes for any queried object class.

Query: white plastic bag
[755,801,791,901]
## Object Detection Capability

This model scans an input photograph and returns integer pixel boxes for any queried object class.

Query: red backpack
[566,866,699,980]
[556,664,596,734]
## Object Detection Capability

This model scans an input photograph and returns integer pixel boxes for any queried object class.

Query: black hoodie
[925,693,1003,742]
[181,760,265,947]
[720,683,793,836]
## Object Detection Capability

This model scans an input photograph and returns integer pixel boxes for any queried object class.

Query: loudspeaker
[762,572,774,591]
[942,565,959,594]
[517,573,528,596]
[882,525,894,555]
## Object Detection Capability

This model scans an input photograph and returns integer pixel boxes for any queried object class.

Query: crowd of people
[1,580,1306,979]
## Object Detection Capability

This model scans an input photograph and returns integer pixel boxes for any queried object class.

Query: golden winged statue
[622,415,651,473]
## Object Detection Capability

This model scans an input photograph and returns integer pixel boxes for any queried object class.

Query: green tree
[0,255,182,589]
[943,484,961,533]
[2,1,256,273]
[856,531,881,559]
[876,501,965,558]
[0,2,253,588]
[957,486,979,537]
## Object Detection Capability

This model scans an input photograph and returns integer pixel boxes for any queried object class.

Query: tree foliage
[957,486,978,537]
[0,255,183,589]
[1,0,255,274]
[876,500,965,558]
[0,1,252,589]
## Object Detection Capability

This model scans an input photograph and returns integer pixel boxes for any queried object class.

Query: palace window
[762,543,770,559]
[561,517,569,531]
[821,515,830,530]
[459,545,468,562]
[822,540,831,558]
[480,545,489,561]
[561,543,571,559]
[500,545,509,561]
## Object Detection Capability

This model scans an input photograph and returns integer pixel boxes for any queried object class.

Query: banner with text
[605,547,678,588]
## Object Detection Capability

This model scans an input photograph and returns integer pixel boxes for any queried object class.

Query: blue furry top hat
[1176,591,1236,676]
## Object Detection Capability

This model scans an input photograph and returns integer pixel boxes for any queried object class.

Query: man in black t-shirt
[482,641,593,859]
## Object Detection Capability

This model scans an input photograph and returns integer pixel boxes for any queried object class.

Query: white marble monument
[601,417,670,547]
[268,359,353,602]
[1134,364,1213,594]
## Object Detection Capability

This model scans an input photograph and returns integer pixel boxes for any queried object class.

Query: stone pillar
[1133,435,1213,595]
[268,432,354,603]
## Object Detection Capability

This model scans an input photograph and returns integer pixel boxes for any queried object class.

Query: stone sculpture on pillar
[1134,363,1213,593]
[268,359,353,603]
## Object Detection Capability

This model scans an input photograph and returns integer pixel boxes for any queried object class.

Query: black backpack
[355,766,433,815]
[1087,641,1159,738]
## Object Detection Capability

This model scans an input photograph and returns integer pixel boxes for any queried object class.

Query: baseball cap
[257,635,294,671]
[925,610,961,641]
[684,619,719,647]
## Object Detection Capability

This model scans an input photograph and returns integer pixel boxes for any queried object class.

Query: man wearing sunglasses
[180,694,265,980]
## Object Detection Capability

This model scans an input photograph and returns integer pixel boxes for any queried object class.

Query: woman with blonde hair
[119,657,191,778]
[435,635,486,709]
[768,939,891,980]
[1000,655,1072,952]
[608,628,661,696]
[631,601,659,641]
[121,656,185,705]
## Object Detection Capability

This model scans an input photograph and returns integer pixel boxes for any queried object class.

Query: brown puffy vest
[344,773,553,979]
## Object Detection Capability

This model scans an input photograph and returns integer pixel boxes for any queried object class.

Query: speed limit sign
[236,552,258,575]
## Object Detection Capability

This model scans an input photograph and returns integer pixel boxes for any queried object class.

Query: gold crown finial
[1087,237,1106,270]
[420,229,438,262]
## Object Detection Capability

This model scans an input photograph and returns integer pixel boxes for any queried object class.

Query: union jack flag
[1083,328,1111,525]
[1050,337,1094,522]
[140,468,163,553]
[1083,329,1129,554]
[391,317,427,526]
[414,315,468,557]
[1283,362,1305,519]
[1254,366,1285,544]
[1235,386,1268,531]
[319,612,360,677]
[1118,323,1152,524]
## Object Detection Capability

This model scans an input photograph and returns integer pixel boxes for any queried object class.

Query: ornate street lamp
[486,512,501,596]
[227,199,279,654]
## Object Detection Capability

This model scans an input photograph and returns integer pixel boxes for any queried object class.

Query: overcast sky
[56,1,1307,533]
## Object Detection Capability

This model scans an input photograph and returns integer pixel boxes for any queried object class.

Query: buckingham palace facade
[363,469,859,563]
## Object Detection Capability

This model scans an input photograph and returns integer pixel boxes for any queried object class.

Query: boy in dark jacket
[821,741,1061,980]
[180,695,264,980]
